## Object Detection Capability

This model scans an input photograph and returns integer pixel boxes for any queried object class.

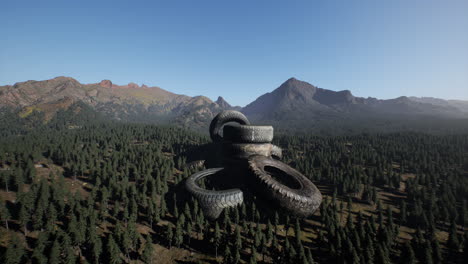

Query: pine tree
[266,219,273,244]
[233,245,241,264]
[214,221,222,258]
[18,196,31,235]
[166,225,173,249]
[351,248,361,264]
[401,242,416,264]
[142,235,154,264]
[294,218,302,246]
[106,234,122,264]
[4,234,25,264]
[274,211,279,233]
[91,235,103,264]
[235,225,242,250]
[48,238,61,264]
[259,233,268,262]
[61,233,76,264]
[1,170,10,192]
[32,232,48,264]
[463,232,468,264]
[45,204,57,232]
[375,244,390,264]
[223,245,232,264]
[174,221,184,248]
[424,242,433,264]
[432,239,442,264]
[306,248,315,264]
[448,221,460,252]
[249,247,257,264]
[0,199,10,230]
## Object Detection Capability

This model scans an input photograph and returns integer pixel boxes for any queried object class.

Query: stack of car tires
[185,110,322,219]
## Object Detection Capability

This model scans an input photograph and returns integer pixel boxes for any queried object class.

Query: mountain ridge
[1,76,467,133]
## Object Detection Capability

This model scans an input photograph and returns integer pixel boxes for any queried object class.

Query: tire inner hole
[197,171,233,191]
[264,166,301,189]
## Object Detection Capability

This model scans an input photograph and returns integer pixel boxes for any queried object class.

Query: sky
[1,0,467,106]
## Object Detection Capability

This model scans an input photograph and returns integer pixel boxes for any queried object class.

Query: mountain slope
[0,77,234,130]
[1,76,467,134]
[409,96,468,114]
[242,78,466,132]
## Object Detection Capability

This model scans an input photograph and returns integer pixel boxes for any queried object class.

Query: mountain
[1,76,467,134]
[243,78,355,120]
[0,76,238,130]
[242,78,467,132]
[409,96,468,114]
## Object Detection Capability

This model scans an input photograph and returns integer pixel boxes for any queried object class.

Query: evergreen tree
[375,244,391,264]
[61,233,77,264]
[166,224,173,249]
[294,218,302,246]
[214,221,222,258]
[432,239,442,264]
[48,238,61,264]
[233,245,241,264]
[32,232,48,264]
[91,235,103,264]
[249,247,257,264]
[424,242,433,264]
[106,234,122,264]
[142,235,154,264]
[401,242,416,264]
[4,234,25,264]
[0,199,10,230]
[448,221,460,252]
[223,245,232,264]
[174,221,184,248]
[306,248,315,264]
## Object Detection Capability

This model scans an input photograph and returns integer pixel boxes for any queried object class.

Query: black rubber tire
[185,168,244,219]
[223,143,282,159]
[223,124,274,143]
[271,145,283,160]
[248,156,322,217]
[209,111,250,142]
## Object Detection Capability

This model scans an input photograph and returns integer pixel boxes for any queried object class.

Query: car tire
[209,111,250,142]
[247,156,322,217]
[185,168,244,219]
[223,124,273,143]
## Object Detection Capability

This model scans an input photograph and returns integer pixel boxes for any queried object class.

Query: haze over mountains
[1,76,467,133]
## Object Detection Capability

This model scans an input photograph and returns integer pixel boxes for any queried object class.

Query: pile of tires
[185,110,322,220]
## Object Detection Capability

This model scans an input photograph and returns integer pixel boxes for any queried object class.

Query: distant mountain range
[0,77,239,130]
[1,76,467,133]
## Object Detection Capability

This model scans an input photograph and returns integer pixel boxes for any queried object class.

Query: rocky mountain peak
[99,80,113,88]
[215,96,231,108]
[277,77,318,96]
[282,77,312,87]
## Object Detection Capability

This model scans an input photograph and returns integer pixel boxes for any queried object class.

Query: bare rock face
[87,89,98,97]
[127,82,139,89]
[99,80,113,88]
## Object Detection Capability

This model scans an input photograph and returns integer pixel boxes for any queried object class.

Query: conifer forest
[0,110,467,264]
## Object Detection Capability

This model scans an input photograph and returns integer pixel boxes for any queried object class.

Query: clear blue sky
[1,0,467,106]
